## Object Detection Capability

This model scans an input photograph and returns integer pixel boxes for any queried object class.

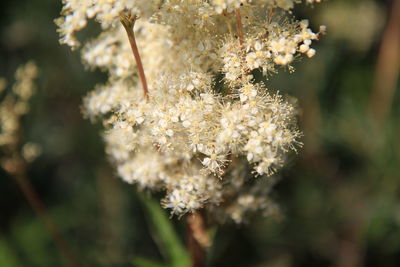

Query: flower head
[57,0,324,222]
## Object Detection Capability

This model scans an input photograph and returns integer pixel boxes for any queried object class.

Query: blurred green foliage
[0,0,399,266]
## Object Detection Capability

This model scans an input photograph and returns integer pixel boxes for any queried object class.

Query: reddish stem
[6,159,79,267]
[187,212,209,267]
[121,16,149,100]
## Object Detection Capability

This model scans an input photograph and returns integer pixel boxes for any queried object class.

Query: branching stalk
[2,109,80,267]
[120,15,149,100]
[4,157,79,267]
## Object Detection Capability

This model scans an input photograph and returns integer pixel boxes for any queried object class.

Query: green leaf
[137,193,190,267]
[0,238,22,267]
[132,257,167,267]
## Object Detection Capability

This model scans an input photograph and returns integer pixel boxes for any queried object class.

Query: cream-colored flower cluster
[212,0,249,13]
[0,62,42,171]
[57,0,324,222]
[0,62,38,147]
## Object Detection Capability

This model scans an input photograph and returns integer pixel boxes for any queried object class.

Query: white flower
[58,0,323,220]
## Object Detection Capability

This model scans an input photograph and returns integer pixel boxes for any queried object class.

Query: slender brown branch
[120,15,149,100]
[235,8,244,46]
[369,0,400,124]
[1,99,80,267]
[4,158,79,267]
[187,212,210,267]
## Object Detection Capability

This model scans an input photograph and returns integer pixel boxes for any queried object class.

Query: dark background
[0,0,399,266]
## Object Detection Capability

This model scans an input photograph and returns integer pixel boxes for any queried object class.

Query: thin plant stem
[235,8,244,46]
[6,158,79,267]
[187,212,209,267]
[369,0,400,125]
[2,108,80,266]
[121,15,149,100]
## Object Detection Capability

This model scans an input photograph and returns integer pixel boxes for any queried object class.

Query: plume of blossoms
[0,62,42,171]
[57,0,325,222]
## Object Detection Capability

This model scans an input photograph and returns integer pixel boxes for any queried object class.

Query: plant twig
[186,212,210,267]
[121,14,149,100]
[369,0,400,124]
[4,158,79,267]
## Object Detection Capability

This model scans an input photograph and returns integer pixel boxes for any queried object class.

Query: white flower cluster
[0,62,38,147]
[57,0,324,221]
[55,0,161,47]
[212,0,249,13]
[0,62,42,171]
[220,18,324,85]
